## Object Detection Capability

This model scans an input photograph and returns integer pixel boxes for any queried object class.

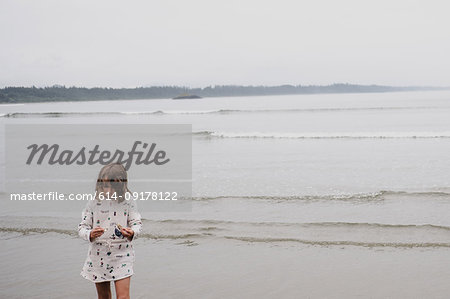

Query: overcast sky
[1,0,449,88]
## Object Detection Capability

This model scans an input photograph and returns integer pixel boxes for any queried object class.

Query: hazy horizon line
[2,83,450,90]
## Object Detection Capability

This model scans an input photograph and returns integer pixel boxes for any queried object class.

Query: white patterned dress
[78,197,142,282]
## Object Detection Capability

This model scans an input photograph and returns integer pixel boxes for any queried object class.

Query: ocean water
[2,90,450,237]
[1,90,450,298]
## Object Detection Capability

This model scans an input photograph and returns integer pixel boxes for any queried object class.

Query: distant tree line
[0,84,447,103]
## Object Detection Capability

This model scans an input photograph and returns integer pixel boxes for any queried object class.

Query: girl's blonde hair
[95,163,130,202]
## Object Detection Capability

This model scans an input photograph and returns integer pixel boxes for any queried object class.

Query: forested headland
[0,84,448,103]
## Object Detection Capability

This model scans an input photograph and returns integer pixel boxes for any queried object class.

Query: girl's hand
[89,227,105,241]
[120,227,135,241]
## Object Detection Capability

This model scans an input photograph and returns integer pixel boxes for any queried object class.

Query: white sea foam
[194,131,450,139]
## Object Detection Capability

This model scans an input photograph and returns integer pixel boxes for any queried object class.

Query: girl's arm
[78,200,94,242]
[127,200,142,240]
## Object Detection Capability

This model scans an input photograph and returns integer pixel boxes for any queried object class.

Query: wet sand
[1,232,450,298]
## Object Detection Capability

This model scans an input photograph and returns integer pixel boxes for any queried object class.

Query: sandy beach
[1,229,450,299]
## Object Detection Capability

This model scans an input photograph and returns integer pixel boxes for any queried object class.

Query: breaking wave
[1,106,443,118]
[2,222,450,248]
[223,236,450,248]
[193,131,450,139]
[189,191,450,202]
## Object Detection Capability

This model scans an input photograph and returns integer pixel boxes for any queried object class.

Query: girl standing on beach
[78,163,142,299]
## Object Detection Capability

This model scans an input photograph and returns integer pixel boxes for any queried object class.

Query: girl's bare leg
[95,281,111,299]
[114,276,131,299]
